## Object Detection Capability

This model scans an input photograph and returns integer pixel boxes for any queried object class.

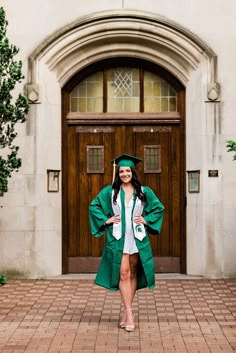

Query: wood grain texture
[62,60,186,274]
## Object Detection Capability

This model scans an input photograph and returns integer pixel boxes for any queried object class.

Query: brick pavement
[0,277,235,353]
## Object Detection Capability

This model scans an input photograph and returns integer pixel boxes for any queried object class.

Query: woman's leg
[129,253,139,302]
[119,254,132,312]
[119,253,139,328]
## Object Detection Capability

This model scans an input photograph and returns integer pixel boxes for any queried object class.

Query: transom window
[107,68,140,113]
[70,67,177,113]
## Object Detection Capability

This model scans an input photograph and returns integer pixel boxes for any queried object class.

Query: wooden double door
[63,119,186,273]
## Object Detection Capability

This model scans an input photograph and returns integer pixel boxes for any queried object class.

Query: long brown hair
[112,167,145,203]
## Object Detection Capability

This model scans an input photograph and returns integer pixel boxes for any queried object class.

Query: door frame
[61,58,186,274]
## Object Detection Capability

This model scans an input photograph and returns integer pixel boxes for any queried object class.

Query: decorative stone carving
[24,84,41,103]
[207,82,220,101]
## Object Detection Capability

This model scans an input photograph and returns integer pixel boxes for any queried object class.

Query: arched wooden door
[62,59,186,274]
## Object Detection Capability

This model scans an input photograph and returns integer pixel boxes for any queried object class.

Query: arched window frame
[70,66,178,114]
[64,58,184,115]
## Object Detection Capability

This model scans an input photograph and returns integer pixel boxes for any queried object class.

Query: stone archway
[25,10,220,277]
[26,10,218,97]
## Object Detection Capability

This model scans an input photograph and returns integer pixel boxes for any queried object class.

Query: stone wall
[0,0,235,278]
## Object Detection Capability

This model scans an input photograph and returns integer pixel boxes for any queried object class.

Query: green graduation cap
[112,153,142,169]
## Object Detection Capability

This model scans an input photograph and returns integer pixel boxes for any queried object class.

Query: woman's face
[119,166,132,184]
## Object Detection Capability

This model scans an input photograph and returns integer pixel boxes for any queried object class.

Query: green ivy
[0,6,29,197]
[226,140,236,161]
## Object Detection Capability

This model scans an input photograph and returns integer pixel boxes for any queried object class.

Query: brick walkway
[0,277,235,353]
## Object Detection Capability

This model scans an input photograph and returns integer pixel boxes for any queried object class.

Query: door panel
[67,123,183,273]
[68,126,115,270]
[133,126,181,267]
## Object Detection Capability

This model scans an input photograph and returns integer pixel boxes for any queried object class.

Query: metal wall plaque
[208,170,219,177]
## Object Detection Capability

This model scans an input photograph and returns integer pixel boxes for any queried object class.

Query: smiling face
[119,166,133,184]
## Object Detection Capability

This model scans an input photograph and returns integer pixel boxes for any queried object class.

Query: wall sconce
[47,170,60,192]
[187,170,200,193]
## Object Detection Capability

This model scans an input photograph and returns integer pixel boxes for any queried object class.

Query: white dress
[123,197,139,254]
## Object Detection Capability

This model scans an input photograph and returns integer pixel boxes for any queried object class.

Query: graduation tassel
[112,161,116,184]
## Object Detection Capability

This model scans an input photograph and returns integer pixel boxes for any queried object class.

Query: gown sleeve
[89,185,112,237]
[143,186,165,235]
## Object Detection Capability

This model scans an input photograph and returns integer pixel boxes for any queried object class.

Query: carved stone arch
[26,10,218,100]
[22,10,223,278]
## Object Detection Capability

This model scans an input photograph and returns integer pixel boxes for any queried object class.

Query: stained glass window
[107,67,140,112]
[71,72,103,112]
[70,68,177,113]
[144,72,177,112]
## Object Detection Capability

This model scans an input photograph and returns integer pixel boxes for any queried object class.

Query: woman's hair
[112,167,146,203]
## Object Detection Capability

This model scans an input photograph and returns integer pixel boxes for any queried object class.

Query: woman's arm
[142,186,165,235]
[89,185,114,237]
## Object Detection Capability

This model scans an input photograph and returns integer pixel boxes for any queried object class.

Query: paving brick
[1,278,236,352]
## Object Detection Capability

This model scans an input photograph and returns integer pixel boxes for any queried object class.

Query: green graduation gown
[89,185,164,291]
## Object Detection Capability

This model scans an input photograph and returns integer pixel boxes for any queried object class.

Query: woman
[89,154,164,332]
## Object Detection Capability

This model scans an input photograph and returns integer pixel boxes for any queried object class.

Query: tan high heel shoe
[120,320,126,329]
[125,309,135,332]
[119,310,127,328]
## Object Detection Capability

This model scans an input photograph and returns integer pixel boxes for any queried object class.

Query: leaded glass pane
[169,87,176,96]
[133,82,140,96]
[161,98,168,112]
[161,82,169,96]
[71,98,78,112]
[87,146,104,173]
[87,98,95,112]
[144,145,161,173]
[124,98,131,112]
[153,98,161,112]
[94,98,103,112]
[107,67,140,112]
[70,72,103,112]
[144,71,177,112]
[169,98,177,112]
[78,83,86,96]
[153,81,161,96]
[79,98,86,112]
[144,82,152,96]
[70,68,177,113]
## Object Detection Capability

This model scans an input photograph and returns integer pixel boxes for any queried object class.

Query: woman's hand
[134,215,146,225]
[105,214,121,225]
